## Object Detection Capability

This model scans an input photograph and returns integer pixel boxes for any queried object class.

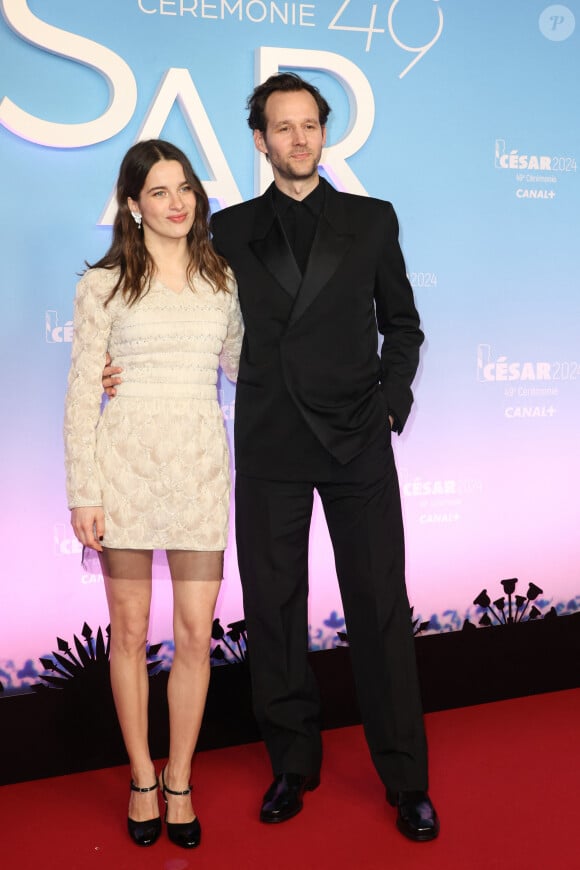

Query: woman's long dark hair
[90,139,230,305]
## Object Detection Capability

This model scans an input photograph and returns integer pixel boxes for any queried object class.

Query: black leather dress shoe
[386,789,440,842]
[260,773,320,823]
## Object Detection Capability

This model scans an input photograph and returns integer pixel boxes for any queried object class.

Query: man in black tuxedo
[210,73,439,841]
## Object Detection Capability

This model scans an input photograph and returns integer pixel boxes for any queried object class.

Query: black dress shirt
[273,182,325,275]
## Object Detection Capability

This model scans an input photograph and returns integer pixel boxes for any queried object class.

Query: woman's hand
[102,351,123,398]
[71,506,105,552]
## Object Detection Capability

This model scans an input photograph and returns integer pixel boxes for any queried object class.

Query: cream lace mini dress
[64,267,243,550]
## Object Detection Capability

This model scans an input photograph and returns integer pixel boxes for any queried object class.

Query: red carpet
[2,688,578,869]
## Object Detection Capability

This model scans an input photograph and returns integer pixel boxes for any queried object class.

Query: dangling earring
[131,211,142,229]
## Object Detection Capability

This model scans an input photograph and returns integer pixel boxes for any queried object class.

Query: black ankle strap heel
[127,779,161,847]
[160,767,201,849]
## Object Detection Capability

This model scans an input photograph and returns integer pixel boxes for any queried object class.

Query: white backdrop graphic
[1,0,579,691]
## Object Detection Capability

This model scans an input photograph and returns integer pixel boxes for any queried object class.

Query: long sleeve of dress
[63,269,114,508]
[219,277,244,383]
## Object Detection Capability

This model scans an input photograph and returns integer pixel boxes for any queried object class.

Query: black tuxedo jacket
[211,178,424,479]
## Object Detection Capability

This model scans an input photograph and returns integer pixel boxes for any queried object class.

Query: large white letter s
[0,0,137,147]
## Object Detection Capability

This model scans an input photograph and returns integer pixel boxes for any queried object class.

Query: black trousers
[235,435,428,792]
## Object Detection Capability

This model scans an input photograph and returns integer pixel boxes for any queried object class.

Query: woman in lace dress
[64,140,243,849]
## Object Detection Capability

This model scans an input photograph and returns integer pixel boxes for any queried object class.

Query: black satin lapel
[250,218,302,299]
[288,215,353,327]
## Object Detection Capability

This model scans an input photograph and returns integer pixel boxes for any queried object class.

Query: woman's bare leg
[162,550,223,823]
[100,548,158,822]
